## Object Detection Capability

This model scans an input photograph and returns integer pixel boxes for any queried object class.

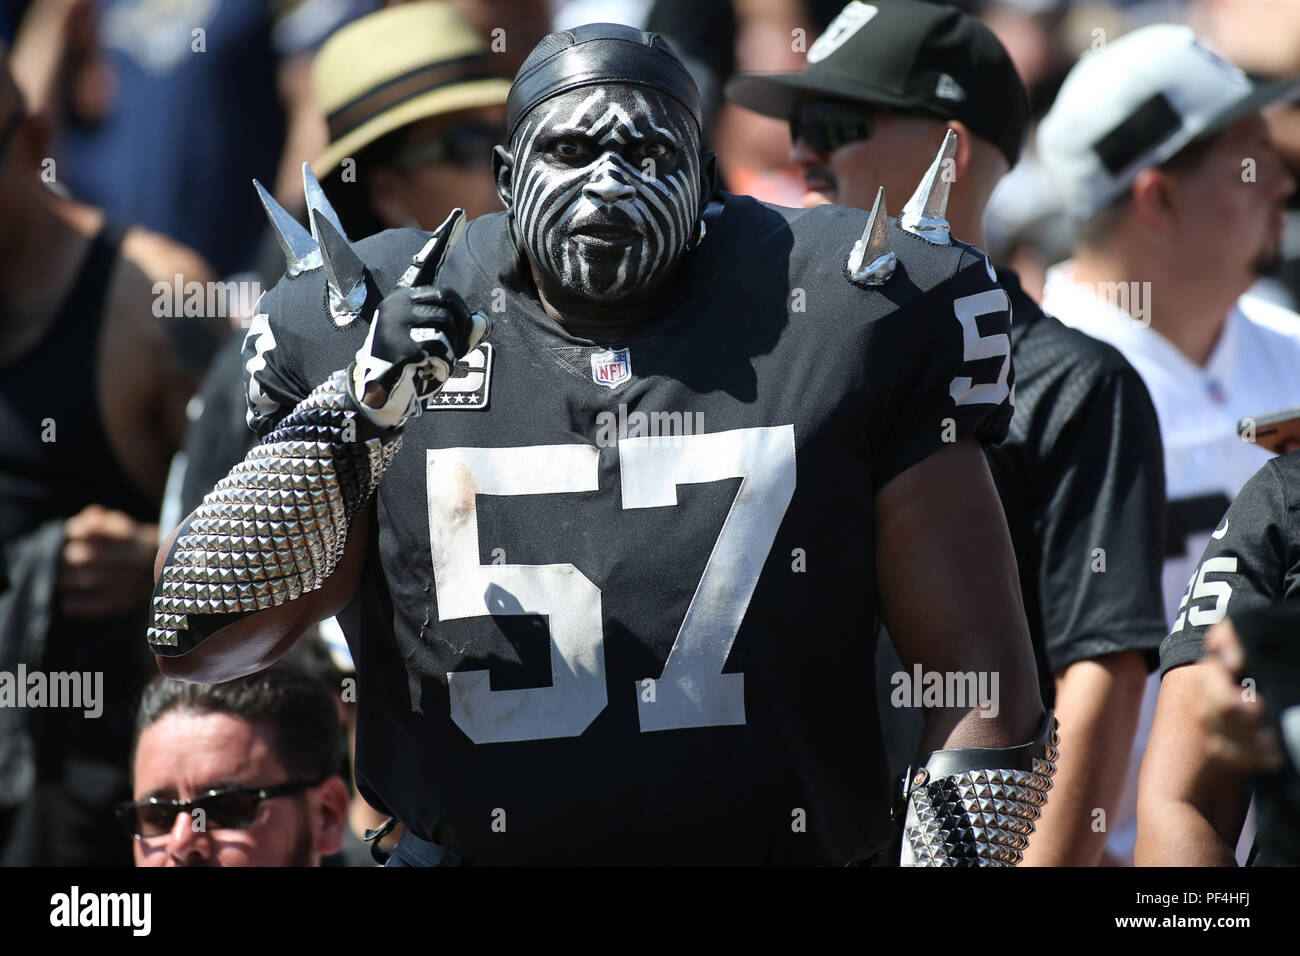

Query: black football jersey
[1161,450,1300,675]
[234,192,1014,864]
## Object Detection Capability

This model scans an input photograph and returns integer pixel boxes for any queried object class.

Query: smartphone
[1239,406,1300,455]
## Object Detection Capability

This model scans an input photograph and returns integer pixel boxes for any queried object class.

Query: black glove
[353,285,490,428]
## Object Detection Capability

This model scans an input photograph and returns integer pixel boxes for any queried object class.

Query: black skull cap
[506,23,702,141]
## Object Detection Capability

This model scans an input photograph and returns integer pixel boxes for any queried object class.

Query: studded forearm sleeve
[147,367,401,654]
[898,712,1060,866]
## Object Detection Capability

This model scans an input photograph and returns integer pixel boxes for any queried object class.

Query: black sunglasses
[789,100,877,156]
[115,779,323,839]
[388,122,500,171]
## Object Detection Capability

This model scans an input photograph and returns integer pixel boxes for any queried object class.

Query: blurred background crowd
[2,0,1299,867]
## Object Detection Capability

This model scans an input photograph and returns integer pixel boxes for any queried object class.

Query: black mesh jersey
[1161,451,1300,676]
[236,192,1014,864]
[986,271,1168,700]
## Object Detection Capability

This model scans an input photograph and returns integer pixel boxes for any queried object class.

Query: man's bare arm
[876,435,1043,754]
[1135,662,1251,866]
[1021,650,1148,866]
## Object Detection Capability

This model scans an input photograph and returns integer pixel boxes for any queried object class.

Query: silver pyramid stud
[901,128,958,245]
[254,179,320,277]
[847,187,897,285]
[302,162,349,242]
[310,208,368,323]
[399,207,467,288]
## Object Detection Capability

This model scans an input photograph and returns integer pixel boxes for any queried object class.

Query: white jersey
[1041,263,1300,862]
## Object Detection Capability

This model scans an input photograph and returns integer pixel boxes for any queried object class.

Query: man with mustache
[145,23,1055,866]
[123,662,349,867]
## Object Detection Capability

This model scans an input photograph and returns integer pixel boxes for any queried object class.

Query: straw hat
[312,2,511,180]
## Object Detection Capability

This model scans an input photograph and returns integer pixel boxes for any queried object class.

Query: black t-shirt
[1161,450,1300,675]
[987,270,1168,697]
[226,193,1014,864]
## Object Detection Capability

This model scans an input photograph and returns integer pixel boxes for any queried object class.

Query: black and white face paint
[508,85,702,304]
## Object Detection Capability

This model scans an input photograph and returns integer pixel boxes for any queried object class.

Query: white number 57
[426,426,797,744]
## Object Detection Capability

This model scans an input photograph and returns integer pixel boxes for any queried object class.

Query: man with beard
[145,23,1056,866]
[122,663,349,867]
[1036,24,1300,862]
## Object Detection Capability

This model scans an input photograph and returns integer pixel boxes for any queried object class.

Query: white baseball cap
[1038,24,1300,221]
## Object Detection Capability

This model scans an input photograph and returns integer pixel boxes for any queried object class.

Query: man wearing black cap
[729,0,1169,867]
[144,22,1058,866]
[729,0,1026,222]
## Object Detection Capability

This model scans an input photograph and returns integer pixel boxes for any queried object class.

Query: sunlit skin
[131,710,347,867]
[1161,113,1294,286]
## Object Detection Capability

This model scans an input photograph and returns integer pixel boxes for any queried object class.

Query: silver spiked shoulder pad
[898,711,1060,866]
[899,128,958,246]
[255,164,383,327]
[842,130,959,288]
[147,368,402,652]
[846,187,896,286]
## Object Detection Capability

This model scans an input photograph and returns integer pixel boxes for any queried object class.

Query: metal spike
[847,187,897,285]
[399,207,467,288]
[901,128,958,245]
[254,180,320,276]
[302,163,348,242]
[310,208,369,323]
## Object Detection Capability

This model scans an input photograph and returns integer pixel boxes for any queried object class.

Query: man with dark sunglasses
[313,4,510,239]
[729,1,1024,221]
[729,0,1169,866]
[124,663,349,867]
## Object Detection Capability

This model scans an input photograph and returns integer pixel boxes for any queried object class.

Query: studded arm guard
[897,712,1060,866]
[147,367,401,653]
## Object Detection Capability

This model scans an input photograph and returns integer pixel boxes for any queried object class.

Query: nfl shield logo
[590,348,631,389]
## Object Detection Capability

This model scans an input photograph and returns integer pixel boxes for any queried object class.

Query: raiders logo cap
[724,0,1028,167]
[1038,23,1300,221]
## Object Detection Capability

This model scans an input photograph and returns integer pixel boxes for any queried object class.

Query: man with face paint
[146,24,1056,866]
[505,86,702,313]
